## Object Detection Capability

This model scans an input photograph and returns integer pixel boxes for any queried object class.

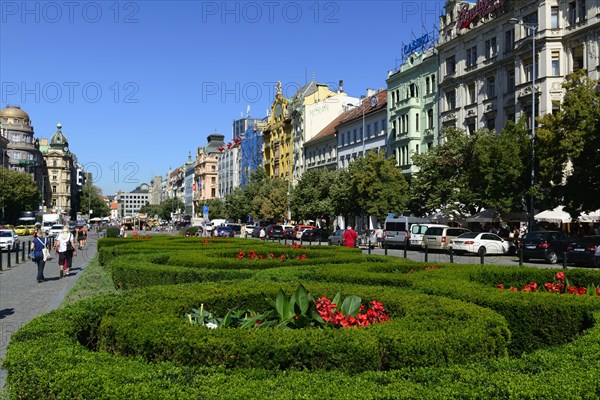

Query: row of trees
[207,72,598,224]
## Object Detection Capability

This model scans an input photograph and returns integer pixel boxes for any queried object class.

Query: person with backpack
[30,230,49,283]
[54,226,77,277]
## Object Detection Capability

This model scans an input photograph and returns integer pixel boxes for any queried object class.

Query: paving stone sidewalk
[0,235,98,388]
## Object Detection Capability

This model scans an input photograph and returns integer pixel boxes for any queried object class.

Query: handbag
[29,250,35,259]
[42,247,52,261]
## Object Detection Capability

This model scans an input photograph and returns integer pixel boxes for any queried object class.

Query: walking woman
[54,226,77,277]
[30,230,49,283]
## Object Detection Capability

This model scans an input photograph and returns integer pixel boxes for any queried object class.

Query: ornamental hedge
[4,235,600,398]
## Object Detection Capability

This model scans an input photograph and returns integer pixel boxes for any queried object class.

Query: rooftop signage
[403,33,431,56]
[457,0,508,30]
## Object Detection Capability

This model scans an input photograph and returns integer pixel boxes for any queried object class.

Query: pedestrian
[119,225,125,238]
[375,225,384,248]
[54,226,77,277]
[259,227,266,240]
[342,226,358,248]
[81,225,88,246]
[30,230,49,283]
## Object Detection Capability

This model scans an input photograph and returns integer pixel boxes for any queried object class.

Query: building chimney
[366,88,376,97]
[338,80,344,93]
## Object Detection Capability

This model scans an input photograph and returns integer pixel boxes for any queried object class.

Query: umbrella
[89,217,102,222]
[534,206,572,224]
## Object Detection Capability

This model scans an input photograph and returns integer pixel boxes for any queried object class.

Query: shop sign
[457,0,508,30]
[403,33,431,56]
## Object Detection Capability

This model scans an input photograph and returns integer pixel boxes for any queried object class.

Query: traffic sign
[387,213,394,217]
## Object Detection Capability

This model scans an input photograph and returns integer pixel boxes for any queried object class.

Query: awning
[535,206,572,224]
[578,210,600,223]
[465,209,529,224]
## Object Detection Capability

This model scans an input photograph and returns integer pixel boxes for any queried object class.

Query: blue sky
[1,0,444,194]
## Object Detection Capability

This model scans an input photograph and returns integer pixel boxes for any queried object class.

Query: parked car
[566,235,600,267]
[250,226,262,238]
[264,225,285,240]
[281,225,296,239]
[328,229,344,246]
[450,232,512,256]
[520,231,572,264]
[422,227,470,250]
[48,224,65,238]
[384,215,430,248]
[294,225,315,238]
[225,223,241,235]
[301,228,329,242]
[13,225,29,236]
[0,229,20,252]
[409,224,447,248]
[215,226,235,238]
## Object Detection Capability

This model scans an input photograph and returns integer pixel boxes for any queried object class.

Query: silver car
[328,229,344,246]
[0,229,20,252]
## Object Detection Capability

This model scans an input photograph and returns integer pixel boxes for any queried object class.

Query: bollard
[7,247,11,268]
[368,238,371,254]
[480,253,485,265]
[403,238,408,259]
[22,241,26,261]
[300,239,303,247]
[15,242,19,264]
[424,246,428,263]
[284,237,287,246]
[563,252,568,269]
[519,248,523,266]
[28,240,31,258]
[449,247,454,263]
[0,249,3,270]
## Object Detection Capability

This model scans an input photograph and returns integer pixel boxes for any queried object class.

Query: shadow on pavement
[0,308,15,319]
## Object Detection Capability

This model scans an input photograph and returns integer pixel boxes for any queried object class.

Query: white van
[383,216,430,247]
[410,224,448,248]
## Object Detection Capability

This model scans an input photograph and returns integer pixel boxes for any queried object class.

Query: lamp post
[509,17,538,233]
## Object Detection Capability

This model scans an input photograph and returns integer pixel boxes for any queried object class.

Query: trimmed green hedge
[97,282,509,372]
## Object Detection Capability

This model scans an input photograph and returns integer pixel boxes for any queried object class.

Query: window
[211,188,216,197]
[466,46,477,68]
[431,74,435,89]
[415,113,419,131]
[568,2,577,25]
[485,37,497,59]
[380,119,386,134]
[467,121,476,135]
[53,160,57,167]
[427,109,434,129]
[353,129,357,143]
[13,151,21,159]
[551,51,560,75]
[523,12,538,36]
[446,56,456,75]
[486,117,495,130]
[446,90,456,110]
[211,177,215,184]
[579,0,586,22]
[366,124,371,138]
[425,77,430,94]
[506,69,515,92]
[52,174,57,181]
[524,59,534,82]
[551,6,559,28]
[505,29,514,52]
[468,82,476,104]
[486,77,496,98]
[52,185,56,194]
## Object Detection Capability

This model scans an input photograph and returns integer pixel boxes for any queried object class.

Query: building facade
[240,119,266,188]
[193,133,224,214]
[148,175,163,205]
[114,183,150,219]
[437,0,600,135]
[387,47,439,176]
[336,90,388,169]
[40,123,78,216]
[0,106,44,193]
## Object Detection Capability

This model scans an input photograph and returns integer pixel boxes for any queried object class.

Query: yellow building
[41,123,76,215]
[263,80,337,184]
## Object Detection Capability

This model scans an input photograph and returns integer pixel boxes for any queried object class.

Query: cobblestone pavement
[0,234,98,388]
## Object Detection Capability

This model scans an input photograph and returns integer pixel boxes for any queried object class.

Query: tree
[158,197,184,221]
[291,168,335,222]
[329,168,359,221]
[348,150,409,221]
[536,71,600,215]
[78,182,110,217]
[0,168,41,224]
[252,177,288,222]
[409,126,529,218]
[206,198,226,220]
[138,203,161,219]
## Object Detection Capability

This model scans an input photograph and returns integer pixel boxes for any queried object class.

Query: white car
[296,228,310,240]
[48,224,65,238]
[450,232,510,256]
[0,229,20,252]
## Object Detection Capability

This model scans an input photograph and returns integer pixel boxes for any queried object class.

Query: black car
[520,231,573,264]
[567,235,600,267]
[265,225,285,240]
[300,228,329,242]
[215,226,235,238]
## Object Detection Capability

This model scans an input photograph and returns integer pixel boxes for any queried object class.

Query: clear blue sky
[1,0,443,194]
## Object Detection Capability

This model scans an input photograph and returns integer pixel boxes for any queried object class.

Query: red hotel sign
[457,0,508,30]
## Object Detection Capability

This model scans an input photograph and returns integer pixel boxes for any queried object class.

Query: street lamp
[509,17,538,233]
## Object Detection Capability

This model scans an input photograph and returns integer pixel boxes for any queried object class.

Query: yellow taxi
[14,225,29,235]
[27,225,36,235]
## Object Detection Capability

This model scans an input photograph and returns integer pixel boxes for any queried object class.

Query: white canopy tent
[578,210,600,223]
[534,206,572,224]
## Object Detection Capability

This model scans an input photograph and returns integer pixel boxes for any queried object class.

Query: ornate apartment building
[193,133,224,212]
[437,0,599,134]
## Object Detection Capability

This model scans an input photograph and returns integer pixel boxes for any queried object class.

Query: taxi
[14,225,29,236]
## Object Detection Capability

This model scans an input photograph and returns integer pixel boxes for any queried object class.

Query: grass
[61,256,117,306]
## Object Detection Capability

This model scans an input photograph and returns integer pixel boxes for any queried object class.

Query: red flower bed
[235,249,307,261]
[497,272,599,296]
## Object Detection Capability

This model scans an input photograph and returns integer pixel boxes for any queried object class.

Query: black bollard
[424,246,428,263]
[0,250,3,270]
[15,242,19,264]
[368,237,371,254]
[519,248,523,266]
[449,247,454,263]
[384,243,388,256]
[284,237,287,246]
[480,253,485,265]
[403,238,408,258]
[7,247,11,268]
[22,241,26,261]
[563,252,568,269]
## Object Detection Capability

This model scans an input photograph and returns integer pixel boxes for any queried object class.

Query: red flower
[522,282,538,292]
[235,251,245,259]
[596,287,600,296]
[578,287,587,295]
[496,284,505,290]
[509,287,518,292]
[556,271,566,282]
[297,254,307,260]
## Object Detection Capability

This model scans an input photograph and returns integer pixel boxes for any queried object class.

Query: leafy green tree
[138,203,161,218]
[348,150,408,221]
[223,187,249,223]
[252,177,288,221]
[329,168,359,220]
[158,197,184,221]
[291,168,335,222]
[206,198,226,220]
[78,182,110,217]
[536,71,600,214]
[0,167,41,224]
[409,127,528,218]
